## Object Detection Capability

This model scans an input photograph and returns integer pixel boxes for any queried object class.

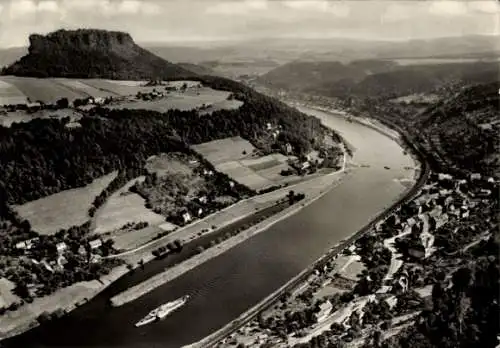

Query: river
[4,107,416,348]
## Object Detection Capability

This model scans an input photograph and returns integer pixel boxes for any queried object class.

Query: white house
[15,237,38,250]
[285,143,293,154]
[198,196,207,204]
[438,173,453,181]
[182,212,192,223]
[315,301,333,323]
[89,239,102,250]
[470,173,482,181]
[197,208,203,217]
[56,242,67,253]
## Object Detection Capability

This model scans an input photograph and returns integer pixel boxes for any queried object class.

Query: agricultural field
[0,79,27,105]
[0,77,242,115]
[13,171,118,235]
[0,76,87,104]
[192,137,297,191]
[93,176,171,236]
[0,108,83,127]
[192,136,257,165]
[145,153,194,177]
[105,86,239,112]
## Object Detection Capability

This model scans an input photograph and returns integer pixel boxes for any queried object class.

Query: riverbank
[0,265,129,341]
[184,104,429,348]
[110,164,350,307]
[0,147,348,342]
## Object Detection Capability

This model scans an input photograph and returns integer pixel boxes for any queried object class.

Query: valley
[0,15,498,348]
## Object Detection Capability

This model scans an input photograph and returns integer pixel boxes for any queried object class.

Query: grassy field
[0,109,83,127]
[106,87,238,112]
[0,76,87,104]
[0,77,242,115]
[192,136,257,165]
[93,176,170,236]
[0,79,27,105]
[193,137,296,191]
[13,171,118,235]
[145,153,194,177]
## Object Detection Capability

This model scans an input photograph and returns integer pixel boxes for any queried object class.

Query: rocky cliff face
[3,29,195,80]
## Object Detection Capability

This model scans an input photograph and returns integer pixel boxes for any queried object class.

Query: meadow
[13,171,118,235]
[93,176,172,236]
[192,137,295,191]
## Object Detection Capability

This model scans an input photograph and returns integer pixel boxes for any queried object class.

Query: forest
[0,77,330,206]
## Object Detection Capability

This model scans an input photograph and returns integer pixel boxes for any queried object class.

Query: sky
[0,0,498,47]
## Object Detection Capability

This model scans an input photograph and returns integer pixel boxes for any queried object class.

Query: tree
[56,97,69,109]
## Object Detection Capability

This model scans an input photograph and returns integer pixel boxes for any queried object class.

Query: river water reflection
[6,107,415,348]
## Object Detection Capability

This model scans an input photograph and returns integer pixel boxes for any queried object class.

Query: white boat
[134,295,190,327]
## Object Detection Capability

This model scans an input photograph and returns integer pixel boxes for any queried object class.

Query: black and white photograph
[0,1,498,347]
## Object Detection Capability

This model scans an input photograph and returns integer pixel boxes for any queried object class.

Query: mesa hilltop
[2,29,194,79]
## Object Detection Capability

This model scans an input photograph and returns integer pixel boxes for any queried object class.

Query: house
[89,239,102,250]
[197,208,203,217]
[470,173,482,181]
[78,245,87,256]
[285,143,293,154]
[198,196,207,204]
[229,181,235,188]
[182,212,192,223]
[406,217,417,227]
[266,122,272,130]
[438,173,453,181]
[93,97,105,105]
[56,242,67,253]
[315,300,333,323]
[15,237,38,250]
[301,161,310,170]
[90,254,102,264]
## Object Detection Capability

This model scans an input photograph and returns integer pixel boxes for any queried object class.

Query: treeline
[0,77,329,205]
[88,168,146,217]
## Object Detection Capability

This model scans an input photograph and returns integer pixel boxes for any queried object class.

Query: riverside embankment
[110,162,349,307]
[185,105,430,348]
[5,105,420,348]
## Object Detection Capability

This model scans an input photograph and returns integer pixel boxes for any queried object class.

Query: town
[217,169,498,347]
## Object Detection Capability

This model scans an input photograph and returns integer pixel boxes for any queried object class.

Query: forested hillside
[0,76,332,205]
[417,82,500,177]
[259,60,499,98]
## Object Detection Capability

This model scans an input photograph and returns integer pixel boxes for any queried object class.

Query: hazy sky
[0,0,498,47]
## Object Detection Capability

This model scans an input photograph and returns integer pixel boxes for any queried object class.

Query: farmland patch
[93,176,168,236]
[13,171,118,235]
[0,109,83,127]
[1,76,86,103]
[0,79,27,105]
[192,136,257,165]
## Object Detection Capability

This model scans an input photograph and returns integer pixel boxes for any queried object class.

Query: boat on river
[134,295,190,327]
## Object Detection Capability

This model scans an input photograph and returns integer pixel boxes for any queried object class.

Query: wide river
[5,107,416,348]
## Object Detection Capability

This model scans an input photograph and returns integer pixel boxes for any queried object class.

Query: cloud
[205,0,268,15]
[38,1,59,13]
[382,3,413,22]
[281,0,349,16]
[468,1,499,14]
[428,1,468,16]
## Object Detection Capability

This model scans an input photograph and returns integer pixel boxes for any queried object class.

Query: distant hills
[1,29,195,80]
[258,60,500,98]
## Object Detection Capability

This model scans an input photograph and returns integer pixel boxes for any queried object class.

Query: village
[216,170,498,348]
